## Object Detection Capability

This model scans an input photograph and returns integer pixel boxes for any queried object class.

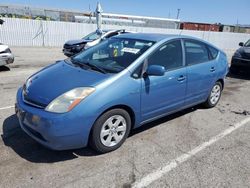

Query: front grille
[64,44,71,49]
[242,53,250,59]
[23,123,47,142]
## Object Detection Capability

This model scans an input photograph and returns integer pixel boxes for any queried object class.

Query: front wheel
[203,82,222,108]
[90,109,131,153]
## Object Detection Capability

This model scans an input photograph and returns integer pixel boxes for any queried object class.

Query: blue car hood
[24,61,111,106]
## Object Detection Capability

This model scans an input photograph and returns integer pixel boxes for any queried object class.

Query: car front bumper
[231,57,250,70]
[63,47,84,57]
[62,48,75,57]
[0,53,14,66]
[15,88,93,150]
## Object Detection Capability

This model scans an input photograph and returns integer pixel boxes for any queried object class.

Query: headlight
[75,44,85,50]
[6,48,11,53]
[0,48,11,54]
[84,44,90,49]
[45,87,95,113]
[233,51,242,58]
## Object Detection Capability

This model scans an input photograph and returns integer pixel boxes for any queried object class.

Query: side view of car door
[140,39,187,123]
[184,39,218,106]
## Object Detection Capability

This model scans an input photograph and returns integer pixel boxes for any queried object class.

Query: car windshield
[82,31,104,40]
[245,39,250,47]
[70,38,154,73]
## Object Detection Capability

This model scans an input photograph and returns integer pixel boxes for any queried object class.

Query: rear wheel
[90,109,131,153]
[203,82,222,108]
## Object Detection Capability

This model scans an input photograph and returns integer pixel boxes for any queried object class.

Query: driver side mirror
[145,65,165,77]
[239,42,244,47]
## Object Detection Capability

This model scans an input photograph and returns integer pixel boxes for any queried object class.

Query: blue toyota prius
[15,33,228,153]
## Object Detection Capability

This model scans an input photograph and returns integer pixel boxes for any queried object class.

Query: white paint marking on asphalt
[132,117,250,188]
[0,106,14,111]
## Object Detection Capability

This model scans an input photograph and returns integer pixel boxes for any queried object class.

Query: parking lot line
[132,116,250,188]
[0,105,14,111]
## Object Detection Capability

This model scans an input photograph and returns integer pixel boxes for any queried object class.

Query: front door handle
[177,75,186,82]
[210,67,216,72]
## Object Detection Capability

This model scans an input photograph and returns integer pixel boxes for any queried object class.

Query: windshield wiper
[84,62,107,74]
[70,59,89,69]
[70,59,107,74]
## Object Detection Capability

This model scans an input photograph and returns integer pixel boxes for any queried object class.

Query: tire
[203,81,222,108]
[90,109,131,153]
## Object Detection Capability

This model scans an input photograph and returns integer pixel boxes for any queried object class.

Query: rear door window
[184,40,210,65]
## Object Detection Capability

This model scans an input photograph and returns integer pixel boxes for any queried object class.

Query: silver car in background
[0,43,14,66]
[63,29,134,57]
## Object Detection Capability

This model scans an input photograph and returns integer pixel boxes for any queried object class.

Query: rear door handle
[177,75,186,82]
[210,67,216,72]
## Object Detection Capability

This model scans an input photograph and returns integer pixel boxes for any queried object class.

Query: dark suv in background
[230,39,250,73]
[63,29,131,57]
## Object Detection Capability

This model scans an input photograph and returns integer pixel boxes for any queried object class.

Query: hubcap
[210,84,221,105]
[100,115,127,147]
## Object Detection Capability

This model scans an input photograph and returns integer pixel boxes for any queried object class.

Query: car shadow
[2,106,200,163]
[130,106,198,136]
[2,114,98,163]
[227,71,250,80]
[0,66,10,72]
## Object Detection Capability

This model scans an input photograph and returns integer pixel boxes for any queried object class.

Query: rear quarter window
[208,46,219,60]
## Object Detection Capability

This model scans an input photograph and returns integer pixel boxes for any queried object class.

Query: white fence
[0,18,250,52]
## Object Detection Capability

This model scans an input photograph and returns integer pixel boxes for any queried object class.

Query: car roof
[113,33,221,50]
[114,33,180,42]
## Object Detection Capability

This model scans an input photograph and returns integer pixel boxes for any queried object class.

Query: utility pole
[176,8,181,19]
[41,20,45,47]
[236,18,239,33]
